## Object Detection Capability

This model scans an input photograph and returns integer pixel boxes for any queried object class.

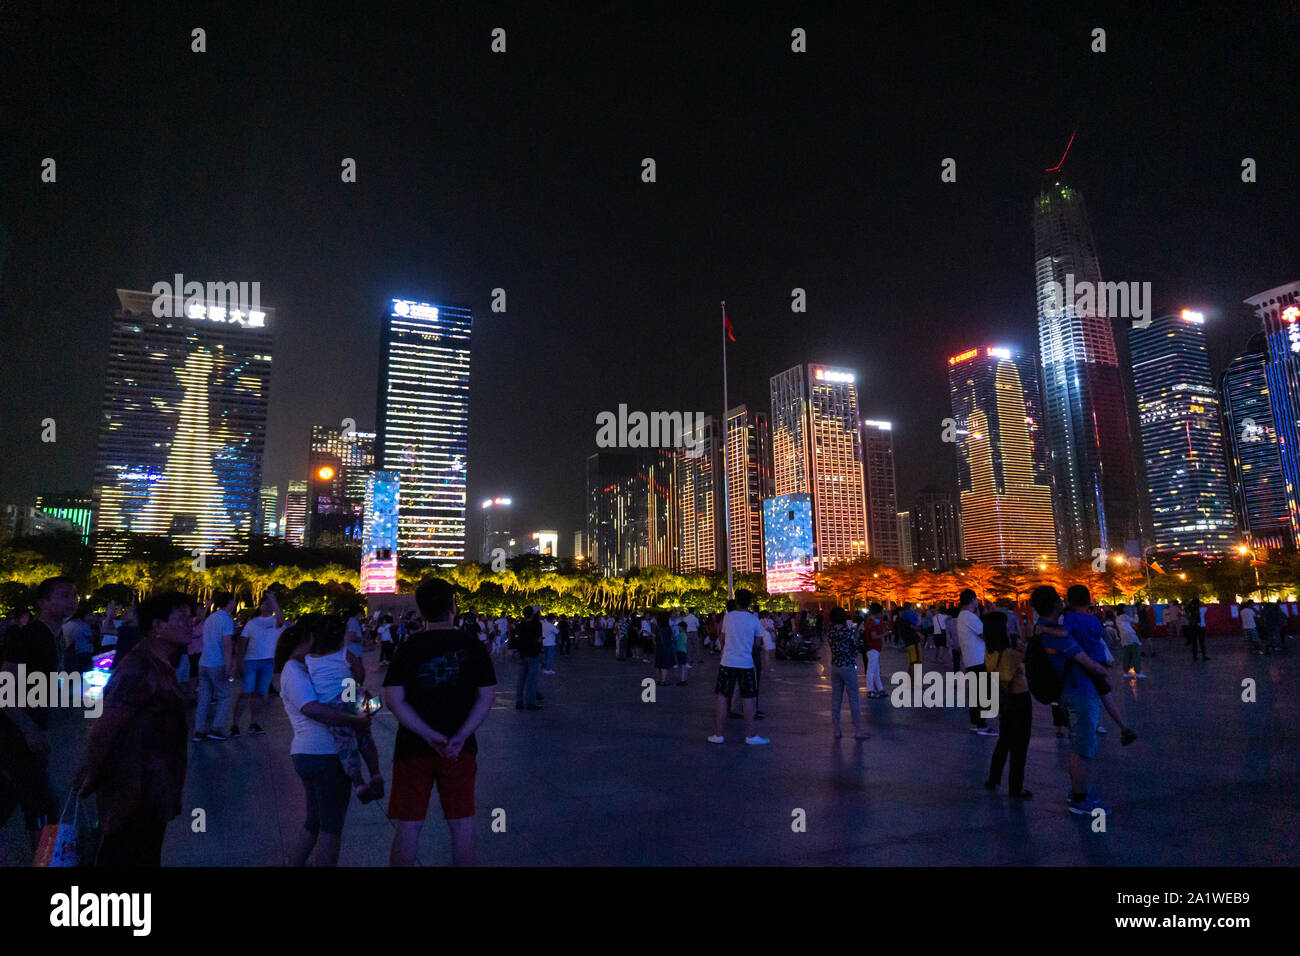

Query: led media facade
[763,493,815,593]
[376,299,472,564]
[1247,282,1300,549]
[361,471,400,593]
[92,289,272,559]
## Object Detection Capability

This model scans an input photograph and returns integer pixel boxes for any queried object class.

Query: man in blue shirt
[1064,586,1138,747]
[1031,586,1112,816]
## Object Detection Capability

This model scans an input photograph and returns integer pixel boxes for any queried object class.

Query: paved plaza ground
[3,634,1296,866]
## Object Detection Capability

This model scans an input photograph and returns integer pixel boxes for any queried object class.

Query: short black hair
[869,602,883,614]
[1030,585,1060,618]
[36,576,75,603]
[415,577,456,621]
[830,607,847,624]
[1066,584,1091,607]
[959,588,977,607]
[138,591,195,637]
[734,588,753,609]
[212,590,234,608]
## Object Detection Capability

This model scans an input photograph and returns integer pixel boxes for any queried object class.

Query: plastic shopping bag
[34,791,81,867]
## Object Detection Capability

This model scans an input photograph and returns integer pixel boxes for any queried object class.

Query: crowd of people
[0,573,1285,866]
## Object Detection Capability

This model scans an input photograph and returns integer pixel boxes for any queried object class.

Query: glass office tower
[1034,184,1142,562]
[1129,311,1236,556]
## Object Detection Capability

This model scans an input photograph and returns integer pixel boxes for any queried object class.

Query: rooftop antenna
[1045,128,1077,173]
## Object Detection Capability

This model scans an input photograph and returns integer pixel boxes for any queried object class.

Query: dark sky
[2,1,1297,549]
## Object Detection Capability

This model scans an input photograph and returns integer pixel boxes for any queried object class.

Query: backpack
[1024,632,1065,705]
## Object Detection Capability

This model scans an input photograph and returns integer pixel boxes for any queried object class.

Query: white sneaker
[1097,725,1107,734]
[707,735,724,744]
[745,735,770,745]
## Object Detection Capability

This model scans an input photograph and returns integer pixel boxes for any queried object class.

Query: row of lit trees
[815,553,1300,610]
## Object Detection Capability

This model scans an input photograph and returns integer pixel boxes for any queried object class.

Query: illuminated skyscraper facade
[725,405,772,575]
[307,424,375,547]
[1129,311,1236,556]
[1221,335,1289,550]
[283,480,307,547]
[770,365,868,571]
[896,511,915,569]
[586,452,639,577]
[35,493,93,545]
[1247,281,1300,549]
[679,417,724,574]
[361,471,400,593]
[92,289,272,559]
[911,487,962,571]
[480,497,514,563]
[949,346,1057,567]
[376,298,471,565]
[1034,184,1142,562]
[860,419,902,567]
[258,486,279,537]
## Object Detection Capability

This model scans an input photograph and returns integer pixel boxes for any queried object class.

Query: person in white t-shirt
[276,620,371,866]
[194,591,237,741]
[541,614,559,674]
[956,589,988,731]
[1117,604,1146,677]
[233,591,286,735]
[682,609,702,665]
[708,589,769,746]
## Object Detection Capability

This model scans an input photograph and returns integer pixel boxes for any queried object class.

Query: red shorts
[388,752,478,821]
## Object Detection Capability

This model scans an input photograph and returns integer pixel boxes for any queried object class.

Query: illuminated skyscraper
[586,452,639,576]
[1129,311,1236,556]
[480,497,513,563]
[35,493,93,545]
[911,487,962,571]
[283,480,307,546]
[1034,184,1142,562]
[725,405,772,575]
[92,289,272,559]
[948,346,1057,567]
[860,419,902,567]
[1246,281,1300,549]
[1221,334,1288,550]
[376,298,471,565]
[361,471,400,593]
[896,511,915,569]
[679,417,724,574]
[307,425,375,547]
[769,365,868,571]
[257,486,279,538]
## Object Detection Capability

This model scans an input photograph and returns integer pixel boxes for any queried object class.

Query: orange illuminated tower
[948,346,1057,567]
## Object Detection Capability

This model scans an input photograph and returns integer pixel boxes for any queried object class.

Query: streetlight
[1237,543,1261,595]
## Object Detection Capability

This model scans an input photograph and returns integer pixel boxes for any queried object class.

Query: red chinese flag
[724,309,736,342]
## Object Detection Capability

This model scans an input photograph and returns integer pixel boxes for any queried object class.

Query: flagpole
[721,300,733,601]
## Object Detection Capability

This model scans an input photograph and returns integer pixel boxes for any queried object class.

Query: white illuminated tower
[92,289,272,559]
[376,298,472,565]
[769,364,868,570]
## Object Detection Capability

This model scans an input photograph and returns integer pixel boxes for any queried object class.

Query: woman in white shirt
[274,619,373,867]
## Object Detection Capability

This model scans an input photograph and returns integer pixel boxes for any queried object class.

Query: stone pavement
[2,634,1295,866]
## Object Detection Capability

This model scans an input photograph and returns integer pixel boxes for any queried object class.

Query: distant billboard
[762,493,815,593]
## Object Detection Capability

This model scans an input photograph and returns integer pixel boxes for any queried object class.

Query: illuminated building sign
[948,348,978,365]
[985,346,1012,360]
[1284,306,1300,353]
[392,299,441,320]
[1181,309,1205,324]
[813,368,855,384]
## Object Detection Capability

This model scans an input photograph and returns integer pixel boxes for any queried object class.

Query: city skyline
[2,5,1295,558]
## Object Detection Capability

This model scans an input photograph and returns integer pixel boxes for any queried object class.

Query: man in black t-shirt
[512,607,544,709]
[1,576,77,850]
[384,578,496,867]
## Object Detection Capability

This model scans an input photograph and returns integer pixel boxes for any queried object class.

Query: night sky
[2,1,1296,548]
